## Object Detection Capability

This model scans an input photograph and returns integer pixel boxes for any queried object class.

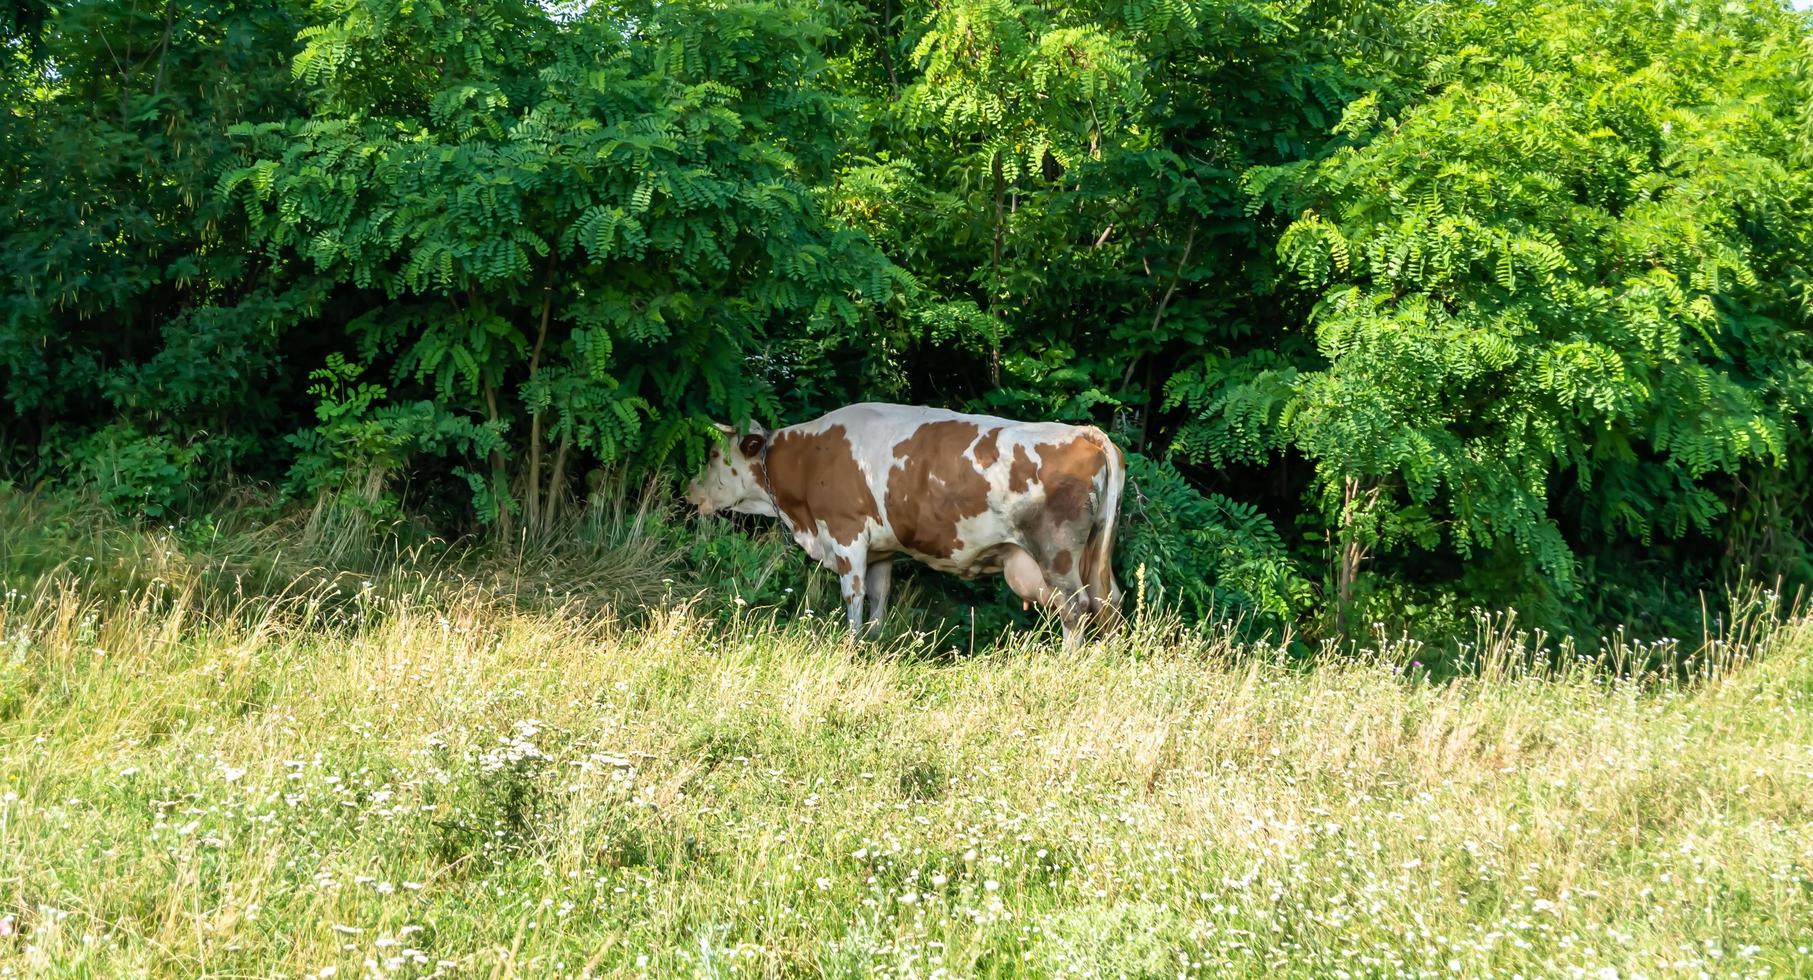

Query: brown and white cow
[684,403,1125,645]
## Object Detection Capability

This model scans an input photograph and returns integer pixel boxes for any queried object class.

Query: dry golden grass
[1,577,1810,977]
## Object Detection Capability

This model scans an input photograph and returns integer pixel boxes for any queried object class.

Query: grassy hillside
[2,570,1810,977]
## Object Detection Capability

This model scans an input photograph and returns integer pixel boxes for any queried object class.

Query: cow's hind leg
[864,557,894,639]
[1048,568,1092,649]
[1029,530,1096,648]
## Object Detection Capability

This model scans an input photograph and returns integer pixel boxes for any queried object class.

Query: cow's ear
[739,432,766,458]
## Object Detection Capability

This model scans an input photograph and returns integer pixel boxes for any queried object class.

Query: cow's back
[777,403,1113,573]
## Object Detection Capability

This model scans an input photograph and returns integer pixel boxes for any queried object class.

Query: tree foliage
[4,0,1810,639]
[1213,0,1813,631]
[221,0,908,532]
[2,0,311,488]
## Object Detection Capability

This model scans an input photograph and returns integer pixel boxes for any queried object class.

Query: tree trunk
[546,426,573,525]
[484,381,514,543]
[1335,475,1383,637]
[151,1,177,100]
[987,151,1006,387]
[1145,223,1196,361]
[524,257,556,533]
[877,0,900,98]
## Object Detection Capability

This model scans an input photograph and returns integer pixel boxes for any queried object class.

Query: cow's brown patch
[1007,445,1037,493]
[765,424,881,545]
[833,554,853,574]
[972,427,1002,469]
[885,421,993,559]
[1052,549,1073,574]
[1034,436,1108,524]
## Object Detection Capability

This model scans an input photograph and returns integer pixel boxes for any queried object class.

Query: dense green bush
[3,0,1809,642]
[1116,452,1311,629]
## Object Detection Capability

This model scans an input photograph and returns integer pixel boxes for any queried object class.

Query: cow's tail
[1083,431,1126,635]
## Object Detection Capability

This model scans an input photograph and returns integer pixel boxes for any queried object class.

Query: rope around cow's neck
[757,438,794,536]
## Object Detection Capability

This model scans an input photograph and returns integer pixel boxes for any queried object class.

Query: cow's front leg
[831,545,868,640]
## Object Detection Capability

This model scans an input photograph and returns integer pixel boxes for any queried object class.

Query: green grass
[2,565,1811,977]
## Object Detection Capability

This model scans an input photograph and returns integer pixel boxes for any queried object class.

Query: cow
[684,402,1125,646]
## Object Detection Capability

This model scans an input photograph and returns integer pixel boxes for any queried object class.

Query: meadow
[2,519,1810,977]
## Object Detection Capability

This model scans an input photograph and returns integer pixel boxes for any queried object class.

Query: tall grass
[0,483,1033,650]
[0,483,725,629]
[2,562,1810,976]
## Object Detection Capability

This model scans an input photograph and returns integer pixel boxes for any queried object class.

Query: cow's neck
[729,496,778,519]
[753,440,790,530]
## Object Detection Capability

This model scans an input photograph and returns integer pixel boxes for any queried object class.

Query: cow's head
[685,421,772,516]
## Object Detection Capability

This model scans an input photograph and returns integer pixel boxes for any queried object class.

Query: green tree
[226,0,907,533]
[3,0,1809,642]
[1,0,313,503]
[1184,0,1813,632]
